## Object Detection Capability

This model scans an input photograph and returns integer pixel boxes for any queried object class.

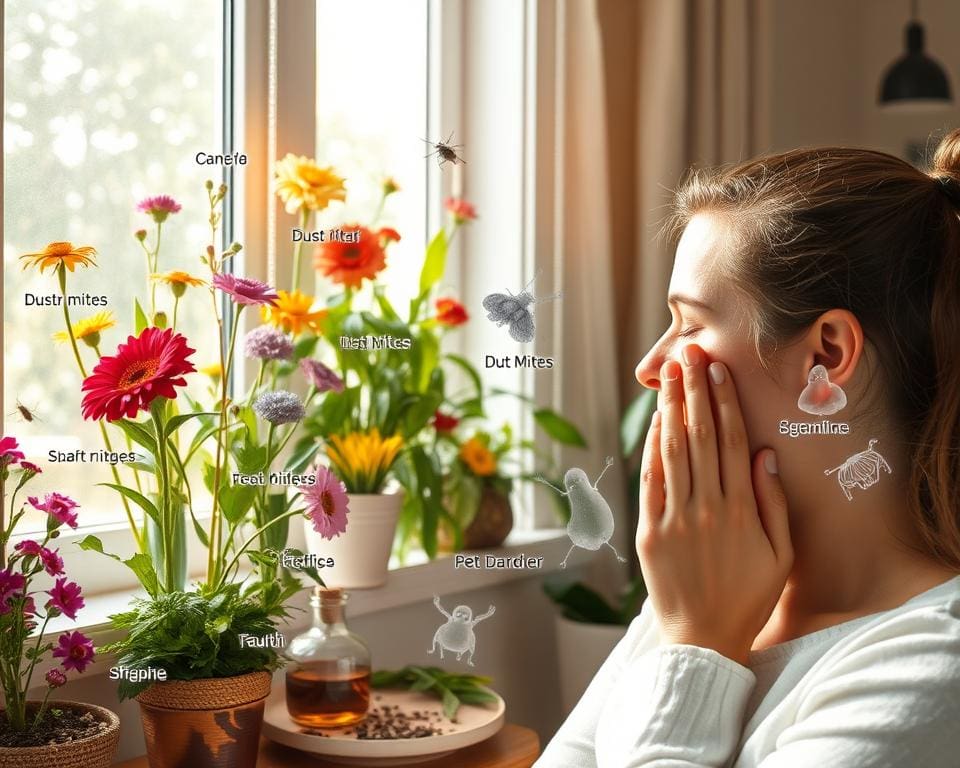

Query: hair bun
[936,175,960,208]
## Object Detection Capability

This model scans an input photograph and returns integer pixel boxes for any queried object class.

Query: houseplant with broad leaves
[21,180,337,768]
[0,435,119,767]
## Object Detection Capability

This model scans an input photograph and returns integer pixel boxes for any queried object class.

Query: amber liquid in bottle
[286,660,371,727]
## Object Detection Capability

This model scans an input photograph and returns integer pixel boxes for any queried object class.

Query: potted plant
[23,181,333,768]
[0,435,119,767]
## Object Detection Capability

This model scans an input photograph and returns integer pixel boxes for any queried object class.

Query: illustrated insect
[824,438,892,501]
[428,596,495,667]
[482,273,562,344]
[422,133,466,167]
[536,457,627,568]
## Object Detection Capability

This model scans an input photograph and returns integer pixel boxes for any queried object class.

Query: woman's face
[635,214,794,454]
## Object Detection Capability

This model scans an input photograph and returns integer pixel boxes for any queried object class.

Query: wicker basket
[137,671,272,768]
[0,701,120,768]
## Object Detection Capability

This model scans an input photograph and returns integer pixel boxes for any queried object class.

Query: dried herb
[371,666,498,721]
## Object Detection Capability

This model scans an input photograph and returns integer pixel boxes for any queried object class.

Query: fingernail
[682,345,701,366]
[662,361,680,381]
[652,410,661,427]
[765,451,778,475]
[708,362,726,385]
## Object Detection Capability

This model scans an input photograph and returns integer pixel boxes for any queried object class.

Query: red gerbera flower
[314,225,399,288]
[432,410,460,432]
[81,327,196,421]
[435,297,469,327]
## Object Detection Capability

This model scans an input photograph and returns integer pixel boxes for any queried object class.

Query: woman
[537,130,960,767]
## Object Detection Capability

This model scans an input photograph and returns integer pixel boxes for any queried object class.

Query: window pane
[313,0,429,305]
[3,0,223,530]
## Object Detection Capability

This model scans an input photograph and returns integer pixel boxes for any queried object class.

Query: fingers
[659,360,691,506]
[751,449,793,566]
[681,345,721,498]
[706,360,752,497]
[638,410,665,530]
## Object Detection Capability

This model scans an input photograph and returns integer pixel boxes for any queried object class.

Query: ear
[799,309,863,388]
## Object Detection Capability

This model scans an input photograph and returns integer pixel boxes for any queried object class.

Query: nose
[635,345,667,390]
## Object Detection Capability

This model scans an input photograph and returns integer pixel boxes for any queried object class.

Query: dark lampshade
[879,21,952,107]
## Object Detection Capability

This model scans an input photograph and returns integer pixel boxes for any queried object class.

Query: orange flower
[459,437,497,477]
[260,289,327,336]
[435,298,469,327]
[20,242,97,273]
[314,225,399,288]
[444,197,477,224]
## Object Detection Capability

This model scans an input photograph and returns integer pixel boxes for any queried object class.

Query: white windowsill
[28,529,587,685]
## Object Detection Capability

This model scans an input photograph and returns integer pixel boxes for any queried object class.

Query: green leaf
[219,485,259,524]
[78,536,160,597]
[282,547,326,588]
[293,334,320,360]
[620,389,657,457]
[373,286,401,322]
[98,482,161,527]
[542,580,622,625]
[533,408,587,447]
[285,438,321,475]
[418,228,448,296]
[441,687,460,720]
[165,412,218,440]
[444,353,483,397]
[114,418,158,454]
[134,299,149,334]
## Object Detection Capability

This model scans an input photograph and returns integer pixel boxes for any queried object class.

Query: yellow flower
[260,290,327,336]
[151,270,206,298]
[459,437,497,477]
[52,310,115,347]
[20,242,97,273]
[326,429,403,494]
[199,362,223,379]
[274,154,346,214]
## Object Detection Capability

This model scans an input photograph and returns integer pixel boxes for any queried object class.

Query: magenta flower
[0,436,24,467]
[22,595,36,616]
[14,539,42,557]
[212,273,278,306]
[41,548,65,576]
[45,669,67,688]
[19,460,42,475]
[300,358,345,393]
[136,194,182,223]
[47,577,85,620]
[0,568,26,614]
[28,493,79,529]
[52,631,95,673]
[300,465,350,540]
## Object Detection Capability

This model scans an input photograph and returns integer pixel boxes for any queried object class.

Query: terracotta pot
[0,700,120,768]
[441,484,514,551]
[136,671,272,768]
[303,491,402,588]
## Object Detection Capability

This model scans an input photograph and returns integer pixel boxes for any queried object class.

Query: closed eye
[677,326,702,338]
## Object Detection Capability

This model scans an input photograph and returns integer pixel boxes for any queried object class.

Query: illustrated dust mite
[482,273,562,344]
[824,438,892,501]
[422,133,466,167]
[428,596,495,667]
[535,457,627,568]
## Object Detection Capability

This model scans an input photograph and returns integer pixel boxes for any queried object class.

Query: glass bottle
[284,587,371,728]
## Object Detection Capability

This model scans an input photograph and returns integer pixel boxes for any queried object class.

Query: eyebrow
[667,293,713,312]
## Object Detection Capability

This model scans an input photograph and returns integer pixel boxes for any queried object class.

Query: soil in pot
[0,705,112,748]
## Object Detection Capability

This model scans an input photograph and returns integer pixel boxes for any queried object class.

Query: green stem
[217,507,304,591]
[172,295,180,330]
[291,207,310,291]
[21,612,52,702]
[150,222,163,318]
[151,405,174,593]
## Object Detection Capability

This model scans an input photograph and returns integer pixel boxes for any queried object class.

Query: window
[3,0,225,530]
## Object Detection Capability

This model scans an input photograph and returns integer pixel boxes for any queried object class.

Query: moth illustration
[482,274,562,343]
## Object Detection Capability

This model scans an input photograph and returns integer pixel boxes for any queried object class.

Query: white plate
[262,684,505,766]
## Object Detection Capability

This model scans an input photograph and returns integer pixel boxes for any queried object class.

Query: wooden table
[117,723,540,767]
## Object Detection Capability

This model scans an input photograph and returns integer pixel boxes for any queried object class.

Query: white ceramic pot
[554,613,627,714]
[303,491,402,589]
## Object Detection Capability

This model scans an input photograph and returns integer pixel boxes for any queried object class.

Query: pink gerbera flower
[81,327,195,421]
[28,492,80,528]
[47,577,85,620]
[136,194,182,223]
[300,465,350,540]
[212,273,279,306]
[0,436,25,467]
[52,631,95,673]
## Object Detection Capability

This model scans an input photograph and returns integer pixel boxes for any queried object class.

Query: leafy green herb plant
[370,666,499,721]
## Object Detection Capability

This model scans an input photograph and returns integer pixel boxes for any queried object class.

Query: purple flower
[253,390,305,425]
[47,577,85,620]
[52,631,95,673]
[136,194,182,223]
[0,568,26,615]
[212,273,279,307]
[244,326,294,361]
[45,669,67,688]
[300,465,350,540]
[28,492,79,529]
[300,358,345,393]
[0,436,25,467]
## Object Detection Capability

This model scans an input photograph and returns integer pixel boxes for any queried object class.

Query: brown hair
[668,129,960,571]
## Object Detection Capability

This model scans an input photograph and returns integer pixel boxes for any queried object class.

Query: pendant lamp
[879,0,952,109]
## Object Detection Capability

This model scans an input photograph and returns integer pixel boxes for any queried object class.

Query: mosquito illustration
[422,133,466,167]
[482,273,562,343]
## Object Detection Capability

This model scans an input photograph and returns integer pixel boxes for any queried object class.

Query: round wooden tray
[262,685,506,766]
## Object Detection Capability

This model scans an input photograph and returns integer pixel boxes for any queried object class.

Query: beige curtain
[597,0,762,401]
